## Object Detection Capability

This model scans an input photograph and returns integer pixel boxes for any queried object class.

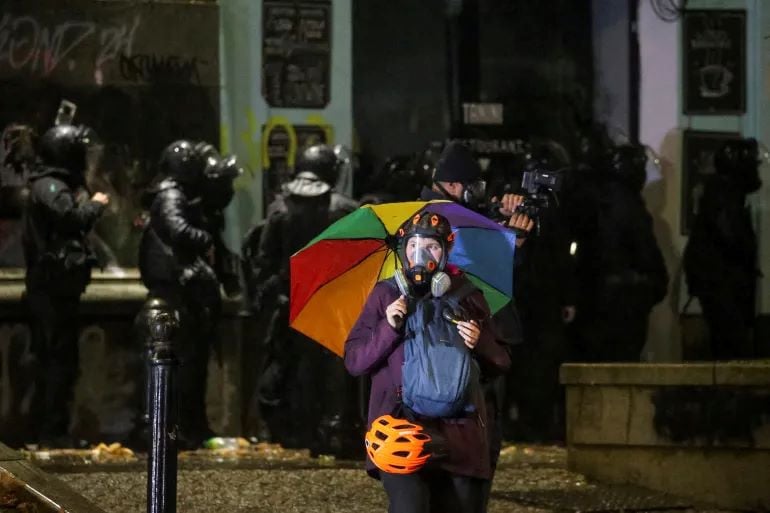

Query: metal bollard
[135,298,171,440]
[146,306,180,513]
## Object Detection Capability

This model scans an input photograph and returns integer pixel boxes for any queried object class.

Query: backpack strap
[441,281,479,310]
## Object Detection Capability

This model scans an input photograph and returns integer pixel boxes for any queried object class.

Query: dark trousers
[27,292,80,443]
[506,324,568,441]
[255,301,358,454]
[258,328,341,452]
[176,310,213,440]
[699,292,753,360]
[479,381,504,512]
[380,470,485,513]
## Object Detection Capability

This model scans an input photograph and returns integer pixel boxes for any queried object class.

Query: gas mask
[394,267,451,300]
[434,179,486,209]
[398,234,450,295]
[461,179,487,208]
[407,245,439,286]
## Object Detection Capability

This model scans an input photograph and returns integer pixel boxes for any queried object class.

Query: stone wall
[561,362,770,510]
[0,271,258,447]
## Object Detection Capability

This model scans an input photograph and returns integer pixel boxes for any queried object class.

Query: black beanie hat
[433,141,481,183]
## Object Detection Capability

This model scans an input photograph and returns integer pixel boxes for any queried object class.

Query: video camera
[516,168,561,216]
[487,167,563,235]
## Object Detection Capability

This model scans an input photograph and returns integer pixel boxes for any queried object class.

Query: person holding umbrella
[419,140,532,510]
[343,210,511,513]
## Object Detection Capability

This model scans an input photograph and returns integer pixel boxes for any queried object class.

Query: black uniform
[22,125,105,446]
[246,144,358,453]
[571,145,668,362]
[139,176,217,445]
[506,195,575,442]
[684,138,761,359]
[137,140,225,448]
[135,141,242,449]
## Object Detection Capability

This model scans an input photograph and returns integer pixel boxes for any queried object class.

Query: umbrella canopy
[290,200,517,356]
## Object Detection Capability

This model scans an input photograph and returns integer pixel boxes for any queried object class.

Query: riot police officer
[246,144,358,454]
[684,138,762,359]
[23,124,110,447]
[138,140,239,448]
[196,144,243,298]
[571,144,668,362]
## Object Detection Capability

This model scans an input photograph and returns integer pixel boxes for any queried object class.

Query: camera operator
[420,141,534,240]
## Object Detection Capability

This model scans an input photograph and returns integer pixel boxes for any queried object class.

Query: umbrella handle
[394,269,411,297]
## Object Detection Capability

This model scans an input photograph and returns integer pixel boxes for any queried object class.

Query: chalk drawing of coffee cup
[699,64,733,98]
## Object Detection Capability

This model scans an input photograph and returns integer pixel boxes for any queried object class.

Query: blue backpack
[394,280,481,418]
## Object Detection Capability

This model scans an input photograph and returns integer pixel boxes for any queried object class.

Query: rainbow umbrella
[290,200,517,356]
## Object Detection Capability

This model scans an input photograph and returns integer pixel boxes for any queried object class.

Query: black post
[146,306,179,513]
[135,298,171,438]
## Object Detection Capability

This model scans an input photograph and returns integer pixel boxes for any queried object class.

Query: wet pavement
[35,444,737,513]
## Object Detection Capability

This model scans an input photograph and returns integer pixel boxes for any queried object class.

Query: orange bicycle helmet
[365,415,432,474]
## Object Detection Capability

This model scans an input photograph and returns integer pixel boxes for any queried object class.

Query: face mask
[430,271,451,297]
[405,246,439,286]
[400,234,446,289]
[394,268,451,298]
[461,179,486,207]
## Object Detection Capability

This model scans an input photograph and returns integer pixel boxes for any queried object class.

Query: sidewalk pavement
[40,444,736,513]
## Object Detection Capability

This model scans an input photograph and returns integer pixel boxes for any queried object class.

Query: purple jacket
[344,270,511,479]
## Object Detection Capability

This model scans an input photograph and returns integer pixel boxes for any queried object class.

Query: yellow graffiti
[229,113,336,191]
[220,123,231,154]
[261,116,297,169]
[231,111,261,191]
[240,110,261,173]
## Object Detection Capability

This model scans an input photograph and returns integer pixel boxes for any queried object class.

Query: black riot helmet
[609,144,648,192]
[294,144,340,186]
[714,137,762,193]
[39,124,99,177]
[157,140,208,193]
[202,150,244,211]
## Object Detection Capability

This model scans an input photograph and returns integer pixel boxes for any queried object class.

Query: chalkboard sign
[262,1,331,108]
[681,130,741,235]
[683,10,746,114]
